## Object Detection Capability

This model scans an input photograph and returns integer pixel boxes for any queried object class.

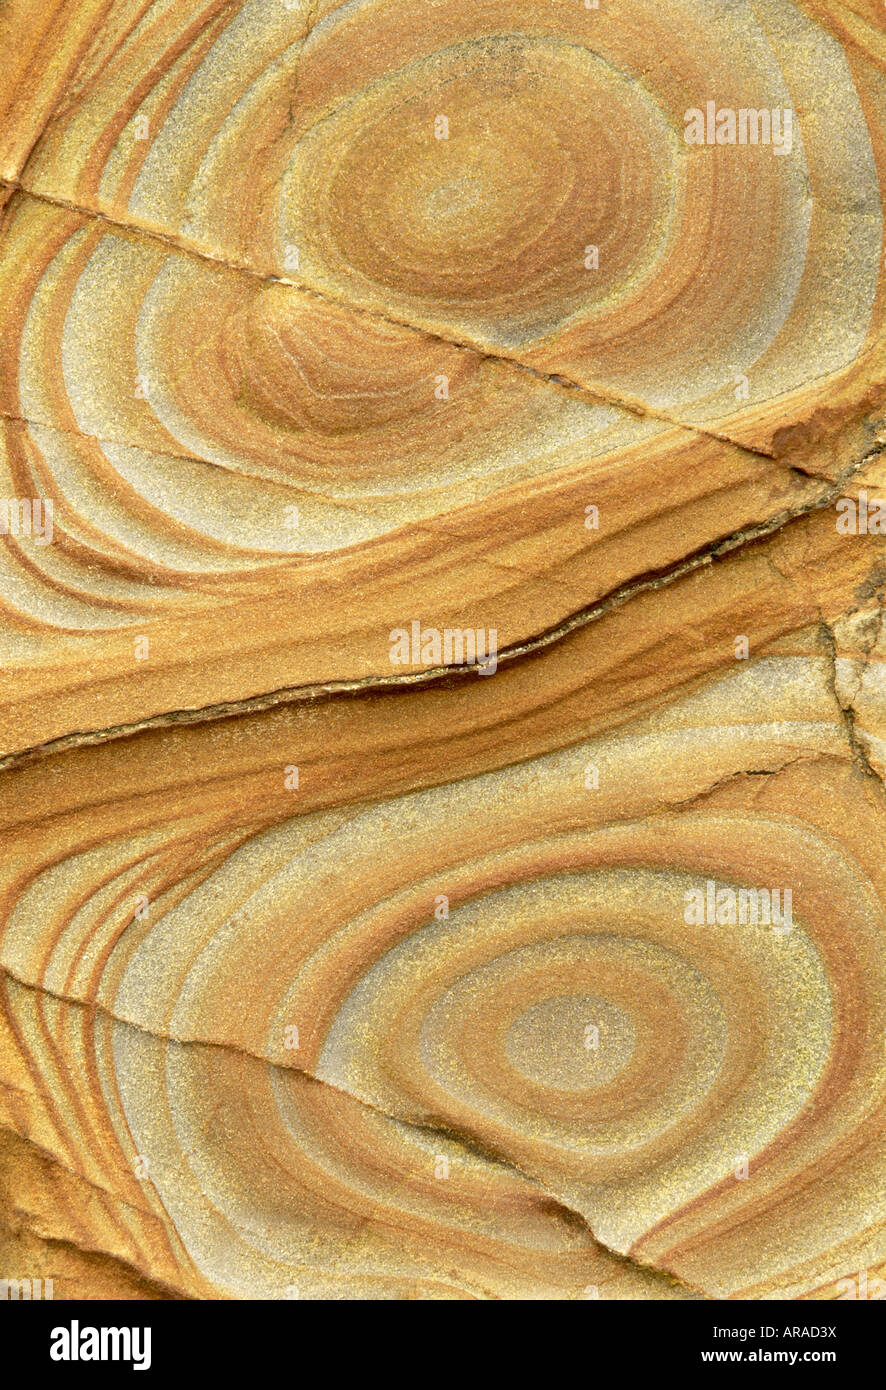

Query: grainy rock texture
[1,0,885,1301]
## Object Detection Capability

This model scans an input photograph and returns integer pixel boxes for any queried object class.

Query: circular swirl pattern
[0,0,884,748]
[1,0,886,1304]
[3,654,886,1297]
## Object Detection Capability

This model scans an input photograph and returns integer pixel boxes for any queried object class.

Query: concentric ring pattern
[0,0,885,748]
[1,0,886,1303]
[3,648,886,1298]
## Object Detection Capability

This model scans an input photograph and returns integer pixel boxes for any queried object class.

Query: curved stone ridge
[0,0,884,750]
[2,640,886,1298]
[0,0,885,1303]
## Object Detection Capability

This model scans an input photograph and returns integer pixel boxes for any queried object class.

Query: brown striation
[1,0,886,1304]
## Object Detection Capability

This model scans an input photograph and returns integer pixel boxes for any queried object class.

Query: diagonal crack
[0,408,419,521]
[0,440,880,773]
[0,1121,172,1225]
[665,756,831,811]
[1,966,707,1299]
[0,1214,197,1299]
[1,408,252,476]
[0,178,787,461]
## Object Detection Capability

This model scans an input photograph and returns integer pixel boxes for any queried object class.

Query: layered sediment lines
[1,0,886,1300]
